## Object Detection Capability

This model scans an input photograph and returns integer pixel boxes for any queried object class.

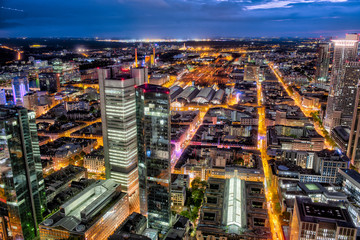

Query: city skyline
[0,0,360,38]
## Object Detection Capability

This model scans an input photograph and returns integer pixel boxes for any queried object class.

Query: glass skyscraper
[135,84,172,233]
[315,42,330,84]
[0,105,46,239]
[12,76,29,106]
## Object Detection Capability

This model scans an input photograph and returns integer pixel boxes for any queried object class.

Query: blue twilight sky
[0,0,359,38]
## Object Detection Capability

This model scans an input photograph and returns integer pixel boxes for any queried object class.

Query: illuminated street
[268,62,335,150]
[257,79,284,240]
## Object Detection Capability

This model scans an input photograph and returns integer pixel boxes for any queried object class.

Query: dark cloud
[0,0,358,37]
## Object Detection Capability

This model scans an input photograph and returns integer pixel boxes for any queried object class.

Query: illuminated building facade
[290,197,356,240]
[324,34,359,131]
[346,64,360,167]
[12,75,29,105]
[99,68,140,212]
[39,179,130,240]
[136,84,172,233]
[315,42,330,84]
[0,106,46,239]
[131,67,148,85]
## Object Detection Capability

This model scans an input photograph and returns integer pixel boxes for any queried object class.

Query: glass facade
[0,106,46,239]
[11,76,29,106]
[136,84,172,233]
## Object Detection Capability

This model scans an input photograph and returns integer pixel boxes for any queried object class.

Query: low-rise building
[39,179,130,240]
[289,197,357,240]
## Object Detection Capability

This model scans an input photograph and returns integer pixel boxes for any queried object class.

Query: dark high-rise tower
[135,84,172,233]
[315,43,330,84]
[0,106,46,239]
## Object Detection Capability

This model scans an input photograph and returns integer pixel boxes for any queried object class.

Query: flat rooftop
[296,197,355,228]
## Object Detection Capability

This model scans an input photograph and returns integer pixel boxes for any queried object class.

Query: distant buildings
[324,34,359,131]
[244,64,260,82]
[99,68,140,212]
[39,179,129,240]
[289,197,357,240]
[136,84,172,233]
[39,72,61,94]
[0,106,46,239]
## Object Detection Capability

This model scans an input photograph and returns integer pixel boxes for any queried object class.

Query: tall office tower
[346,64,360,168]
[136,84,172,233]
[99,68,140,212]
[324,34,359,131]
[39,72,61,94]
[315,42,330,84]
[0,106,46,239]
[131,67,148,85]
[12,75,29,105]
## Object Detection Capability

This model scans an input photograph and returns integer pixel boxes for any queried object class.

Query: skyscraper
[315,42,330,84]
[324,34,359,131]
[346,63,360,168]
[99,68,140,212]
[131,67,148,85]
[136,84,172,233]
[0,105,46,239]
[12,75,29,106]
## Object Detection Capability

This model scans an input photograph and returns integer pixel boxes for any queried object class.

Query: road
[0,45,23,60]
[256,77,284,240]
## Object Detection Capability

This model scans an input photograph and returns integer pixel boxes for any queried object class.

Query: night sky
[0,0,359,38]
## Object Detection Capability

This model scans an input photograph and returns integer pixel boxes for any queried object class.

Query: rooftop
[295,197,355,228]
[41,179,126,234]
[136,83,170,94]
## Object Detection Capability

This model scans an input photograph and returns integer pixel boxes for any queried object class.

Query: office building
[132,67,148,85]
[331,126,350,154]
[197,178,270,239]
[99,68,139,212]
[315,43,330,84]
[289,197,356,240]
[23,91,38,112]
[39,72,61,94]
[338,168,360,227]
[136,84,172,233]
[0,106,46,239]
[39,179,130,240]
[12,75,29,105]
[324,34,359,131]
[346,63,360,167]
[0,89,6,105]
[244,64,259,82]
[313,149,349,183]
